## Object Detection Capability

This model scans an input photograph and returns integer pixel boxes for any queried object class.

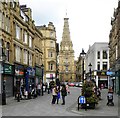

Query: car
[68,83,75,87]
[75,82,80,87]
[79,82,83,87]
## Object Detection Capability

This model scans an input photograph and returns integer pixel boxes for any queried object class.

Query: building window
[97,62,100,70]
[50,41,54,48]
[65,67,68,72]
[0,39,3,60]
[29,35,32,48]
[6,42,10,62]
[29,52,32,66]
[16,24,21,40]
[103,50,107,59]
[48,51,53,57]
[0,12,2,28]
[23,31,27,44]
[102,62,107,70]
[23,49,28,64]
[2,14,5,29]
[97,51,100,59]
[5,16,10,33]
[15,46,21,62]
[49,63,53,70]
[115,45,118,60]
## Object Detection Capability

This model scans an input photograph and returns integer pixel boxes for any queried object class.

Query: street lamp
[80,49,86,83]
[2,50,7,105]
[88,63,92,80]
[41,64,44,96]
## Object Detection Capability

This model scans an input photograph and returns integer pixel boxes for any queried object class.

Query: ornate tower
[59,17,75,82]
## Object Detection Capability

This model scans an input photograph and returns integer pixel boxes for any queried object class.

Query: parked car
[79,82,83,87]
[75,82,80,87]
[68,83,75,87]
[75,82,83,87]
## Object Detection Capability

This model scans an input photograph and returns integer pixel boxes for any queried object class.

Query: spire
[65,9,68,18]
[62,16,70,41]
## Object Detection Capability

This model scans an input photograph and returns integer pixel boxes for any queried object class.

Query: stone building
[0,1,43,97]
[109,1,120,95]
[37,22,57,84]
[0,1,14,97]
[59,17,75,82]
[76,51,85,82]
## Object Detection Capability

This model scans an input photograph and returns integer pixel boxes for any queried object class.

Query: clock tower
[59,17,75,82]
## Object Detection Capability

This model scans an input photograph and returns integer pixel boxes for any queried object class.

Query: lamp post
[2,50,7,105]
[88,63,92,81]
[41,64,44,96]
[80,49,86,83]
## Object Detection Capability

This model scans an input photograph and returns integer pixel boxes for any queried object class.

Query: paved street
[2,87,119,116]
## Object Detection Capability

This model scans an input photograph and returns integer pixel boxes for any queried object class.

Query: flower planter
[81,102,95,109]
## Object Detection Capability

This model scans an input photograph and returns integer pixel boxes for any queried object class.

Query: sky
[19,0,118,60]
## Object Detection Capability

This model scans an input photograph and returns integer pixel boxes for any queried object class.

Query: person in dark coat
[61,84,67,105]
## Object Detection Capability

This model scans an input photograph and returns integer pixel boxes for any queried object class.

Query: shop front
[115,61,120,95]
[97,71,108,89]
[25,67,35,92]
[2,63,14,97]
[14,63,25,96]
[46,73,55,83]
[35,66,42,85]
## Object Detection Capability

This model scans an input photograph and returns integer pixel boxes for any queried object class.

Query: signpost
[78,96,86,110]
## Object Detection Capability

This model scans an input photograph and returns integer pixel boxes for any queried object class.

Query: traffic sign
[79,96,86,104]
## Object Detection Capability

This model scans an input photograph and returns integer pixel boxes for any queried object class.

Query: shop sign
[27,67,35,77]
[106,71,114,76]
[15,65,24,76]
[97,71,107,76]
[3,64,13,75]
[35,67,42,77]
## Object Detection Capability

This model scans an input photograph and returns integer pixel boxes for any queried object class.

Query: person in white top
[37,83,41,96]
[66,83,70,94]
[51,85,58,104]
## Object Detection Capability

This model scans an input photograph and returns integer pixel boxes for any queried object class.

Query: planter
[81,102,95,109]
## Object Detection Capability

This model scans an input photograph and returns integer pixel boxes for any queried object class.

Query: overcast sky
[19,0,118,59]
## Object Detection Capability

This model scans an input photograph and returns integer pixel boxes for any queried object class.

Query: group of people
[51,84,70,105]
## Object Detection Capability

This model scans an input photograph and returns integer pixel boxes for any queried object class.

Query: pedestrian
[106,87,114,106]
[66,83,70,94]
[57,86,60,104]
[51,85,58,104]
[37,83,41,96]
[61,84,67,105]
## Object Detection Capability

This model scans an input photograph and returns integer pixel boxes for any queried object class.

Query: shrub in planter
[81,80,98,108]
